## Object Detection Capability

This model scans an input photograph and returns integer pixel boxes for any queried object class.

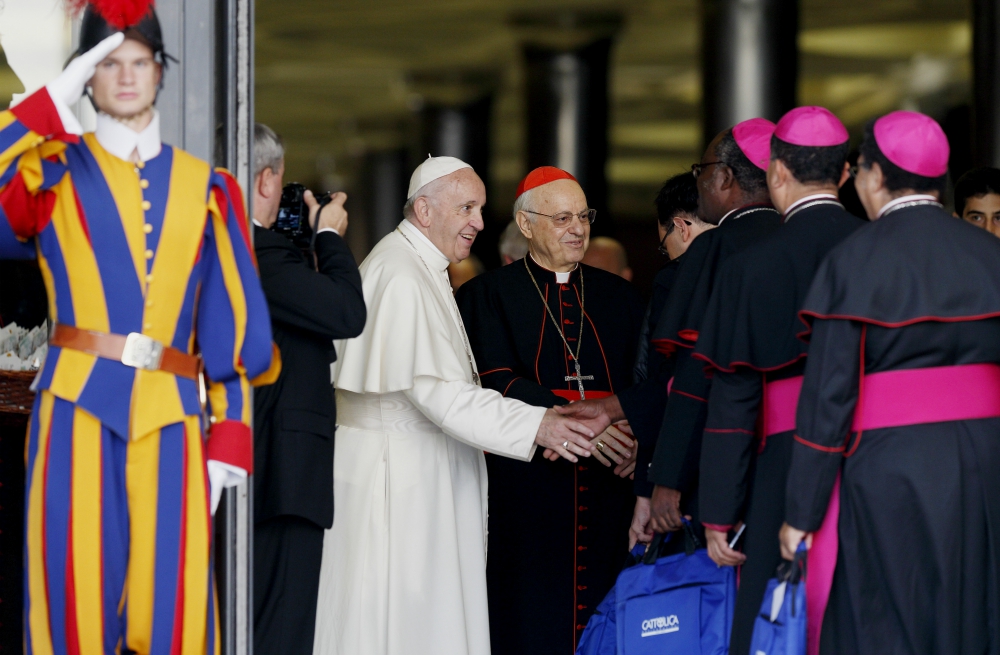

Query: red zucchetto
[873,111,950,178]
[732,118,777,170]
[516,166,578,198]
[774,106,849,147]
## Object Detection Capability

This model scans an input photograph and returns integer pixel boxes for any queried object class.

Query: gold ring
[562,441,570,449]
[596,441,606,450]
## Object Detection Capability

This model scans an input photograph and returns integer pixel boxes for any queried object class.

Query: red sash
[764,363,1000,655]
[551,389,613,402]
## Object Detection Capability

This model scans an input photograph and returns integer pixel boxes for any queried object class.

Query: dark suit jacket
[252,226,366,528]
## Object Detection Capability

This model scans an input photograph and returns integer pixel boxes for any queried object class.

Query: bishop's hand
[535,409,596,463]
[649,484,688,533]
[553,395,623,436]
[779,522,812,561]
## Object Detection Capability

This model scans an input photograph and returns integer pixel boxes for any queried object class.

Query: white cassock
[313,219,546,655]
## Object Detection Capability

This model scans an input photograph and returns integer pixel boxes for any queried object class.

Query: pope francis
[312,157,601,655]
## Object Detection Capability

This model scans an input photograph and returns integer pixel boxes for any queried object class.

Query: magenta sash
[764,362,1000,655]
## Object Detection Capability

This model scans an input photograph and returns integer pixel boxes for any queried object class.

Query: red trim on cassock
[702,523,734,533]
[671,388,706,403]
[479,367,513,376]
[704,428,755,436]
[678,329,699,342]
[796,308,1000,342]
[692,350,809,375]
[551,389,613,402]
[10,88,78,141]
[206,420,254,473]
[502,377,520,397]
[793,434,845,453]
[0,172,55,238]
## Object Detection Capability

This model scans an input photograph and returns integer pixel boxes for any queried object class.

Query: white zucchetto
[407,155,473,198]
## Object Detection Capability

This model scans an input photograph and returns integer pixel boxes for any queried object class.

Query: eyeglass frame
[658,217,693,255]
[521,208,598,226]
[691,161,725,178]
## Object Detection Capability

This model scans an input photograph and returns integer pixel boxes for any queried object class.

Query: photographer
[250,123,366,655]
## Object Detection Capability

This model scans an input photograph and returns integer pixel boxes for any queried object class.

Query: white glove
[44,32,125,135]
[207,459,248,516]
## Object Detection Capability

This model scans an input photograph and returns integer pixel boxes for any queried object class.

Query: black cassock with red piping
[784,204,1000,654]
[691,200,860,655]
[645,204,780,518]
[457,255,643,655]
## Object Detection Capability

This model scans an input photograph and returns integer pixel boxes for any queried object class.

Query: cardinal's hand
[592,423,633,471]
[47,33,125,134]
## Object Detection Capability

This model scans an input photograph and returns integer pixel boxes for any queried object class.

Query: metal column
[700,0,798,146]
[159,0,255,653]
[524,38,613,228]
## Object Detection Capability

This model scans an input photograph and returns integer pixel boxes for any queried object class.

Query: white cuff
[43,85,83,136]
[207,459,248,516]
[317,227,340,236]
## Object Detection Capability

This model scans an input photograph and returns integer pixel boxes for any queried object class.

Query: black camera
[273,183,333,250]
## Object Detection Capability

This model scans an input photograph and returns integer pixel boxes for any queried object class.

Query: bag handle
[642,518,701,565]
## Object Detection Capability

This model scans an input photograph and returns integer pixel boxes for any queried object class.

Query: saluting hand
[648,484,687,533]
[47,32,126,135]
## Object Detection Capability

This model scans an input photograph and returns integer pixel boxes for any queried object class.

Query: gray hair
[511,186,537,221]
[402,175,451,220]
[498,220,529,261]
[254,123,285,180]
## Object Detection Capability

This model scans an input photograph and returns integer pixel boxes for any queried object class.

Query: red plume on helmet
[67,0,156,31]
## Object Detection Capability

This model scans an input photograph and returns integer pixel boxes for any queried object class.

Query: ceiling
[257,0,970,224]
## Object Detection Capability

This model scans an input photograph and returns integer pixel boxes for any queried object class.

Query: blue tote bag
[613,521,736,655]
[749,543,807,655]
[576,544,647,655]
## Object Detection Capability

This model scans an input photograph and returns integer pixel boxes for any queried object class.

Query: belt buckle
[121,332,165,371]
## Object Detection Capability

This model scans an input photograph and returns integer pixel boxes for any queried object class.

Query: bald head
[405,167,486,263]
[514,178,590,272]
[582,237,632,281]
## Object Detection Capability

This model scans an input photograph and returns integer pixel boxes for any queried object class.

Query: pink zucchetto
[873,111,950,178]
[774,106,849,147]
[732,118,777,170]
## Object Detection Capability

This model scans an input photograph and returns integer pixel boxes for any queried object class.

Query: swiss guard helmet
[70,0,175,70]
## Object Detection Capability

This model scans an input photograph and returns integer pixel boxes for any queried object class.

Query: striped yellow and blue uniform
[0,89,274,655]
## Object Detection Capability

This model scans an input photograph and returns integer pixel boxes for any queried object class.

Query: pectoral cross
[565,360,595,400]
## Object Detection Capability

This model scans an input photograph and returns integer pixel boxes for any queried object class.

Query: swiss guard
[0,1,277,653]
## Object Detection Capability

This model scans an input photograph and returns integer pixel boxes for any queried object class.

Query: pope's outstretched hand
[535,409,598,463]
[45,32,125,134]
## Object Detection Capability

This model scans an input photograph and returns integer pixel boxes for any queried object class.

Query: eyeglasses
[657,229,671,255]
[691,161,725,178]
[523,208,597,227]
[657,218,692,256]
[848,165,859,179]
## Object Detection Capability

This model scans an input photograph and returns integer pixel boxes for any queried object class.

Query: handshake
[533,397,637,478]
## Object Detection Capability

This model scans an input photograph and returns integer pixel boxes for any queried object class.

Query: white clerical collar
[95,110,162,163]
[783,193,841,222]
[399,219,450,271]
[876,194,942,219]
[528,253,576,283]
